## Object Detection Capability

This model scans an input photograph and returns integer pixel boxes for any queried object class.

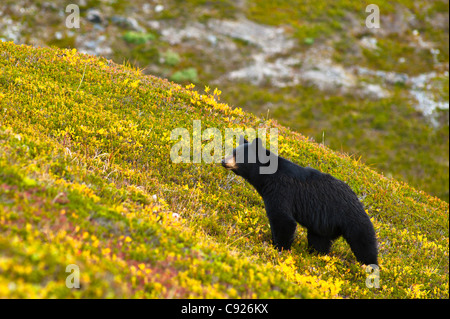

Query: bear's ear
[239,135,249,145]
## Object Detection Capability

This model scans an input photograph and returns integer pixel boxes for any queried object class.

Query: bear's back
[278,158,360,206]
[278,157,323,182]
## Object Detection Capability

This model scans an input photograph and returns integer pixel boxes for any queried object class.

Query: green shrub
[122,31,156,45]
[170,67,199,83]
[162,50,181,66]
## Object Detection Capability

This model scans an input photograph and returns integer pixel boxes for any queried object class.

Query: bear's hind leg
[307,231,332,255]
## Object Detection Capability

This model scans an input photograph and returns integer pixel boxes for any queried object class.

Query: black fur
[222,137,378,266]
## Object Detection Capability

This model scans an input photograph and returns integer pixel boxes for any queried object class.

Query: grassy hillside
[0,41,448,298]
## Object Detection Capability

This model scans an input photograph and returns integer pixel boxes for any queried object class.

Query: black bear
[222,136,378,266]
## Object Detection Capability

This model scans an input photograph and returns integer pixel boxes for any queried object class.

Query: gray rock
[111,16,145,32]
[86,9,103,24]
[207,18,295,55]
[155,5,164,13]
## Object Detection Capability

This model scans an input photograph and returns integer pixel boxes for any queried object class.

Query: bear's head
[222,136,278,179]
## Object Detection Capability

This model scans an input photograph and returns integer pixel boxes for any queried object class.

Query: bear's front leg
[267,213,297,251]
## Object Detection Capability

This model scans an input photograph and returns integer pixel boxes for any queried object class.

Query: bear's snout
[222,155,236,169]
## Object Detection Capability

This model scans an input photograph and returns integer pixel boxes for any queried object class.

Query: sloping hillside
[0,41,448,298]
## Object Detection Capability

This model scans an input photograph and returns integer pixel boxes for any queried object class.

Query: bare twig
[75,63,87,93]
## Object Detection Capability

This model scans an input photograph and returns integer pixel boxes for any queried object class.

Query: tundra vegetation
[0,41,448,298]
